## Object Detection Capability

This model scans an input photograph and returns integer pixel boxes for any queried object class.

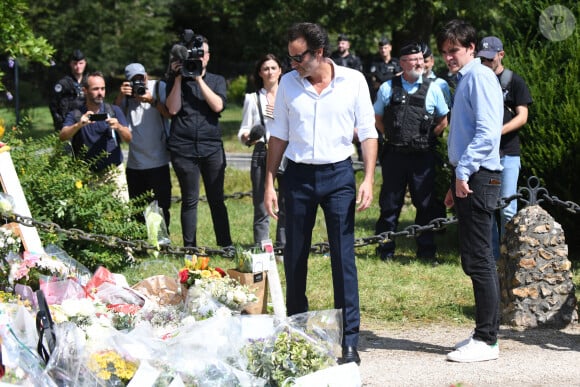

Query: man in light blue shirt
[264,22,378,366]
[373,42,449,262]
[438,19,503,363]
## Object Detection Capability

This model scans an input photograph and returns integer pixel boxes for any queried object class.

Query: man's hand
[455,178,472,199]
[119,81,133,97]
[264,185,279,220]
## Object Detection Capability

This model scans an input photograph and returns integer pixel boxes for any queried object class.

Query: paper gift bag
[227,269,268,314]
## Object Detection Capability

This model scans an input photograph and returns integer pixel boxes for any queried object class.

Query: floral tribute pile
[0,245,347,386]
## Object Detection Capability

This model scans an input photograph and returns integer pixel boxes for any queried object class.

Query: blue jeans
[452,168,501,345]
[283,158,360,348]
[492,155,520,259]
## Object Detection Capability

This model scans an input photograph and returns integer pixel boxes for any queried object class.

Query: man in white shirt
[264,22,378,366]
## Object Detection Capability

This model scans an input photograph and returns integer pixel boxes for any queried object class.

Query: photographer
[114,63,172,226]
[60,71,131,200]
[166,33,233,250]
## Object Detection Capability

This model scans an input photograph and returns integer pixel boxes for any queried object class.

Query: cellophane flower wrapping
[185,276,259,317]
[241,309,342,386]
[0,299,57,387]
[144,200,170,253]
[0,243,345,386]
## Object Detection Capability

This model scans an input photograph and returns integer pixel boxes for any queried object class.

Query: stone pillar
[499,205,577,327]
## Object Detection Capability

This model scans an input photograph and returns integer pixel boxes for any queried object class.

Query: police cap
[399,42,421,57]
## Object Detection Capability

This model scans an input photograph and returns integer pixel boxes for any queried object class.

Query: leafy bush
[227,75,248,106]
[493,2,580,250]
[5,127,148,271]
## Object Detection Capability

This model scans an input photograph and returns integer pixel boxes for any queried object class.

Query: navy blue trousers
[375,149,437,257]
[283,158,359,348]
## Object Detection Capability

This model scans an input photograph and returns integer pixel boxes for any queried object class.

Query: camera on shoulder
[170,29,205,78]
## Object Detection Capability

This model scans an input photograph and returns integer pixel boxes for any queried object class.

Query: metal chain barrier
[1,176,578,257]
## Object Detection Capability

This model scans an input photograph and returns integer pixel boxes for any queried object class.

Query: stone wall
[499,205,578,327]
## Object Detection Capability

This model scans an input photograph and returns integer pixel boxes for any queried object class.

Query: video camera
[171,29,205,78]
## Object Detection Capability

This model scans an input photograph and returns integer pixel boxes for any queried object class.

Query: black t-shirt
[499,70,533,156]
[166,72,227,157]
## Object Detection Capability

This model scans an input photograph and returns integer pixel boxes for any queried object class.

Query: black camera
[171,29,205,78]
[130,79,147,96]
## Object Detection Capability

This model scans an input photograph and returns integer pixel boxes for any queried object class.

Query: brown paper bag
[227,269,268,314]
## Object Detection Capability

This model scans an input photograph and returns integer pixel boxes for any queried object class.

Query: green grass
[4,104,579,331]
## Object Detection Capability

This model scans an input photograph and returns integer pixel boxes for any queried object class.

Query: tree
[25,0,174,102]
[0,0,54,91]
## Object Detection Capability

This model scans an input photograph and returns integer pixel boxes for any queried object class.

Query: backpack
[499,69,515,118]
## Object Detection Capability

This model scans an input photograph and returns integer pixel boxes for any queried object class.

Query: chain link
[1,176,578,257]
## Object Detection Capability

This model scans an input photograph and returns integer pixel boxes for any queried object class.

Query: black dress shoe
[339,345,361,365]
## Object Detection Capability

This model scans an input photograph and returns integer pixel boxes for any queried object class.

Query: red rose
[215,267,226,277]
[178,269,189,284]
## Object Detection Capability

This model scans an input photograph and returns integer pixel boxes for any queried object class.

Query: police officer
[49,49,87,131]
[366,37,402,101]
[373,42,449,262]
[330,34,363,72]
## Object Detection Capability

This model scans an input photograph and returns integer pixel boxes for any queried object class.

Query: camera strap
[255,91,266,128]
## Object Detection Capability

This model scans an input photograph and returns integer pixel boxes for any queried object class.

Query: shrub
[5,126,148,271]
[494,2,580,250]
[227,75,248,106]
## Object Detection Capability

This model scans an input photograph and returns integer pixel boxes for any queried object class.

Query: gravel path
[357,323,580,386]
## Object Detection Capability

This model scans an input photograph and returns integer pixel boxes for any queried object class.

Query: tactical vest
[382,76,435,151]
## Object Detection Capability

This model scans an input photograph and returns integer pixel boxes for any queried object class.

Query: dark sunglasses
[287,49,312,63]
[480,57,494,62]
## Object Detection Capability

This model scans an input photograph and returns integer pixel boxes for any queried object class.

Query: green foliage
[6,128,147,271]
[0,0,55,90]
[227,75,248,106]
[490,1,580,246]
[25,0,174,81]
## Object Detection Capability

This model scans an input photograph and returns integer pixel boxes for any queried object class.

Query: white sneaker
[454,331,474,349]
[447,338,499,363]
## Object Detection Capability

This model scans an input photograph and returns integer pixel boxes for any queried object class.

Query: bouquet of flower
[194,277,258,312]
[8,251,71,290]
[49,297,108,330]
[87,349,138,386]
[0,225,21,258]
[243,325,337,385]
[178,255,225,288]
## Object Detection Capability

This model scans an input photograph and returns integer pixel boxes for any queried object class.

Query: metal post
[14,59,20,125]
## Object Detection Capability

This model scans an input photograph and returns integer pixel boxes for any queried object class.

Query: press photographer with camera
[60,71,132,200]
[165,31,233,250]
[114,63,172,226]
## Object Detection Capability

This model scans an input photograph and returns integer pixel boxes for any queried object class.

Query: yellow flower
[0,118,5,139]
[75,180,83,189]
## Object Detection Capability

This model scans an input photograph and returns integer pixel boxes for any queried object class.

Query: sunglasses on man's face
[287,49,312,63]
[480,57,494,63]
